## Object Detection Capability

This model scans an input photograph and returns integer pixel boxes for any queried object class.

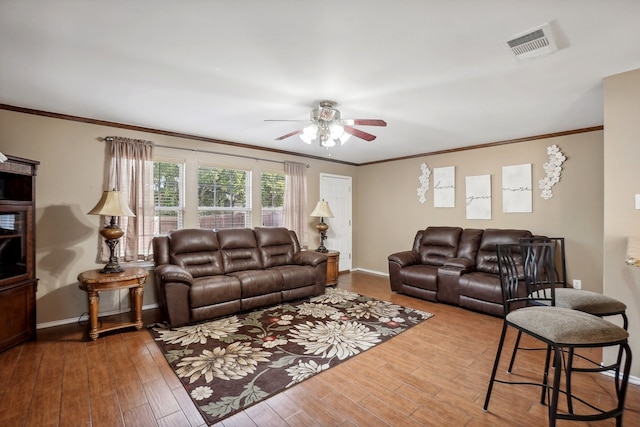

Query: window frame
[197,163,253,230]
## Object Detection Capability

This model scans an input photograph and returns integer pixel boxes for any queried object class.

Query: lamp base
[100,262,124,274]
[316,229,329,253]
[99,234,123,274]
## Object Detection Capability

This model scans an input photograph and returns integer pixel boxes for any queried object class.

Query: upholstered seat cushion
[555,288,627,315]
[399,264,439,291]
[533,288,627,316]
[507,306,629,346]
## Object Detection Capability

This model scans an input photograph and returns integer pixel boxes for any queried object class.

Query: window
[198,166,251,230]
[153,161,184,234]
[261,172,285,227]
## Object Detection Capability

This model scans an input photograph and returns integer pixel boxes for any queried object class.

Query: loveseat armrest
[388,251,420,292]
[442,257,475,271]
[293,251,328,267]
[155,264,194,285]
[388,251,420,268]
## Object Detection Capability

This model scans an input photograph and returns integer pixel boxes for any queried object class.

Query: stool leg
[483,322,509,411]
[549,346,563,427]
[541,344,552,405]
[565,348,574,414]
[507,330,522,373]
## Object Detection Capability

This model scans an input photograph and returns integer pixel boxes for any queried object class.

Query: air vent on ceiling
[505,23,558,62]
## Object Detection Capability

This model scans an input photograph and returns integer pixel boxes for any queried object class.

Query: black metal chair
[507,237,628,398]
[483,241,632,426]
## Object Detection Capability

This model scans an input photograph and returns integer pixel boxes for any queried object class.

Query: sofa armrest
[155,264,193,285]
[388,250,420,268]
[293,251,328,267]
[443,257,475,271]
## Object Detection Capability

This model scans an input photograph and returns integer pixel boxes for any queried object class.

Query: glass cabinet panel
[0,207,30,284]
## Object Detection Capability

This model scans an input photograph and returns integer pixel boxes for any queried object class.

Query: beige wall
[3,95,634,375]
[355,132,605,293]
[603,68,640,376]
[0,109,356,326]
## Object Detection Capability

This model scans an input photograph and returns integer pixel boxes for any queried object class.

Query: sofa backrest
[417,226,463,266]
[457,228,484,262]
[255,227,297,268]
[475,228,533,274]
[165,229,225,277]
[217,228,263,273]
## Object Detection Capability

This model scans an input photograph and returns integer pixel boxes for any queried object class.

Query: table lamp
[88,189,135,273]
[310,200,334,253]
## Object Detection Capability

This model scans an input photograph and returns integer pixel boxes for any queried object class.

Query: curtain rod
[103,136,310,168]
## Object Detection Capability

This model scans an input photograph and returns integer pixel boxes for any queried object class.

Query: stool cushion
[507,306,628,346]
[555,288,627,315]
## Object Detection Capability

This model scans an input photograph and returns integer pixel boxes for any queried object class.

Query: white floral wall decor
[539,144,566,200]
[417,163,431,204]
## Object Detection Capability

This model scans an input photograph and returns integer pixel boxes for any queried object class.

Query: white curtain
[283,161,308,246]
[100,137,155,262]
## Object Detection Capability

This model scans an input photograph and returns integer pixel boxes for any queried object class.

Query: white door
[319,173,352,271]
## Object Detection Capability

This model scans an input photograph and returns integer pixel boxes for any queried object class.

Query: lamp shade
[88,190,136,217]
[310,201,334,218]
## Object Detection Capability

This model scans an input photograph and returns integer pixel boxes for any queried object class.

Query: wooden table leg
[87,291,100,340]
[131,285,144,329]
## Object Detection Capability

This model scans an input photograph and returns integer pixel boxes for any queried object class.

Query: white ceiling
[2,1,640,165]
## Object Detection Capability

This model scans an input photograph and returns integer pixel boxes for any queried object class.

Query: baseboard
[601,368,640,386]
[350,267,389,277]
[36,303,159,330]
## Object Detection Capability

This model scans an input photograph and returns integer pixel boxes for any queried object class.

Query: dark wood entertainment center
[0,155,39,352]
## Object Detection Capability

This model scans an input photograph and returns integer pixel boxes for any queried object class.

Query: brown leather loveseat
[153,227,328,326]
[388,226,533,316]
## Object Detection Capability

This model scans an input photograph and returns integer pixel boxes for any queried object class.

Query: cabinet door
[0,205,33,286]
[0,280,36,350]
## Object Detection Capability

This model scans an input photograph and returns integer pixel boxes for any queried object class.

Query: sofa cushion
[459,271,503,304]
[189,275,242,308]
[418,226,463,266]
[167,229,224,277]
[475,229,532,274]
[269,265,317,290]
[399,264,439,291]
[217,228,263,273]
[227,269,282,298]
[457,228,484,262]
[255,227,295,268]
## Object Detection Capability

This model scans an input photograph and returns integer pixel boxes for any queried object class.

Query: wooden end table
[78,267,149,341]
[325,250,340,286]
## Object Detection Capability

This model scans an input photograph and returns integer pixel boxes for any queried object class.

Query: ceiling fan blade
[344,126,376,142]
[275,129,303,140]
[350,119,387,127]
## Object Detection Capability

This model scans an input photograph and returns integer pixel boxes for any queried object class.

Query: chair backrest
[519,237,567,287]
[497,240,558,314]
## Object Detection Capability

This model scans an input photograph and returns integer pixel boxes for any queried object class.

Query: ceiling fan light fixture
[271,100,386,148]
[321,137,336,148]
[329,123,345,140]
[300,124,318,144]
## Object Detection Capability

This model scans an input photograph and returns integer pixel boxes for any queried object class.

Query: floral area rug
[149,287,433,425]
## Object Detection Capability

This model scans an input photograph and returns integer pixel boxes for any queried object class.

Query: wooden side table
[78,267,149,341]
[325,250,340,286]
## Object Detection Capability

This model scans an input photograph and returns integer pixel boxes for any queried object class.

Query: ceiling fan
[266,101,387,148]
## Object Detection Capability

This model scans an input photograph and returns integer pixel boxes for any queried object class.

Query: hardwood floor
[0,271,638,426]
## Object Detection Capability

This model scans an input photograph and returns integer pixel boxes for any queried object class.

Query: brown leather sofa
[153,227,328,326]
[388,226,533,316]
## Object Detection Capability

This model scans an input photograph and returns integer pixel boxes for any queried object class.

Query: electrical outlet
[572,279,582,289]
